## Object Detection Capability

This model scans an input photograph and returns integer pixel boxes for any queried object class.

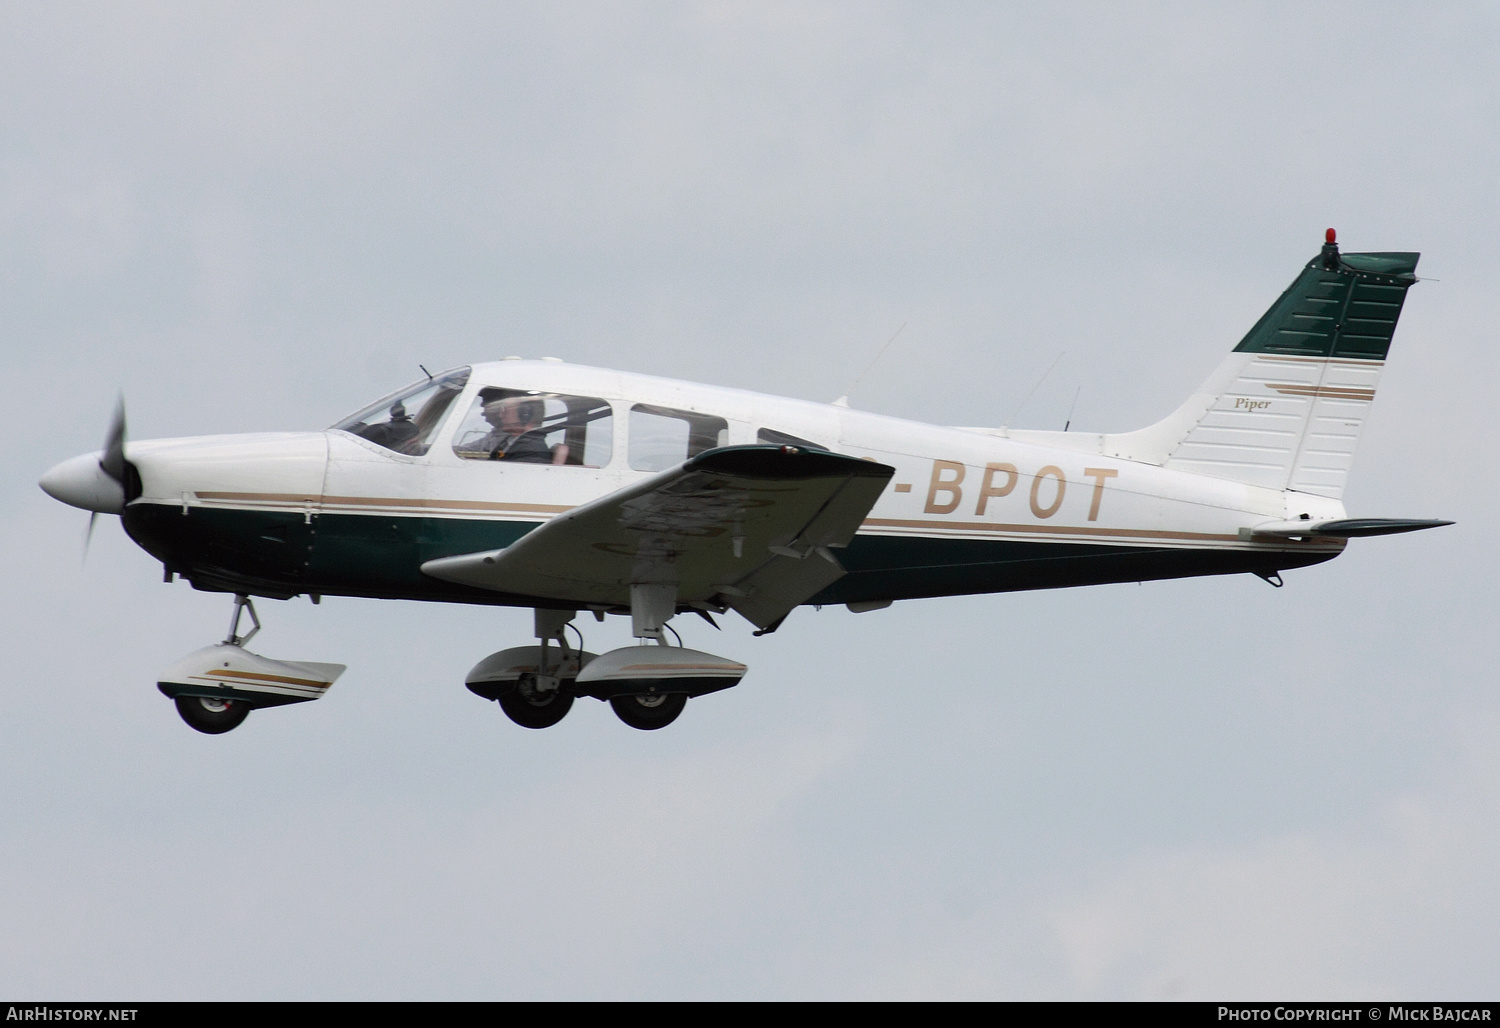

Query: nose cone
[39,452,126,513]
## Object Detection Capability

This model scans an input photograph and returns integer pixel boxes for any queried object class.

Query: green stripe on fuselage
[122,504,1339,606]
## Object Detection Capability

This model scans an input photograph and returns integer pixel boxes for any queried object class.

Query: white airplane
[40,230,1450,735]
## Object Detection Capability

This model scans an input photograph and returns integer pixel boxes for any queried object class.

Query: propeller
[41,396,134,525]
[100,396,127,492]
[81,398,128,561]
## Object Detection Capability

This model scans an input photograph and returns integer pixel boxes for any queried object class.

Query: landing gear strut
[225,593,260,647]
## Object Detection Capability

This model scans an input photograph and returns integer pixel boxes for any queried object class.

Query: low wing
[421,445,895,630]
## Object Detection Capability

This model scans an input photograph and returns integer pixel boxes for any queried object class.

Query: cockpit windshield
[331,367,471,456]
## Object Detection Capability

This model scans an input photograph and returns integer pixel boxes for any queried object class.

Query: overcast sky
[2,2,1496,1000]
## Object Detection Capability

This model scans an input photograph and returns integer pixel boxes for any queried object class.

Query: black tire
[175,695,251,735]
[610,692,686,731]
[497,675,574,729]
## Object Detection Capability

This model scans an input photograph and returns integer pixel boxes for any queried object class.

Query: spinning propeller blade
[81,397,127,563]
[99,397,127,489]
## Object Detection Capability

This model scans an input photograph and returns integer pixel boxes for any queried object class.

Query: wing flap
[722,549,847,632]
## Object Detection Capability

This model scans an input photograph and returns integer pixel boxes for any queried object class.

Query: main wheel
[497,674,574,729]
[610,692,686,731]
[175,695,251,735]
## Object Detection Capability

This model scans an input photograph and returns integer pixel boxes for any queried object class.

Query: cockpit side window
[757,427,827,451]
[452,389,614,466]
[629,404,729,472]
[331,367,471,456]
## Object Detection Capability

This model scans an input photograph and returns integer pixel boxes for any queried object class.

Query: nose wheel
[174,695,251,735]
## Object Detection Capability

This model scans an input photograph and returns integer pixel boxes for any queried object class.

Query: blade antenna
[833,322,907,408]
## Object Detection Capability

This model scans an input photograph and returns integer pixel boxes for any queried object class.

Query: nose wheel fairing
[157,643,346,710]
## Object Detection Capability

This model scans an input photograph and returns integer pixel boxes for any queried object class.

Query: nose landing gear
[157,595,346,735]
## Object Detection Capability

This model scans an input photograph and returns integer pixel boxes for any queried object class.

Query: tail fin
[1106,232,1420,498]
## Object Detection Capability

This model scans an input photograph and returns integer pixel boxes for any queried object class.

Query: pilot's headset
[509,396,545,428]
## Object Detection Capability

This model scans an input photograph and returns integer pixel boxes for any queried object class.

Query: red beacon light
[1326,227,1337,245]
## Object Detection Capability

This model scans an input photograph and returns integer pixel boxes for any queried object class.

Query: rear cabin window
[628,404,729,472]
[452,389,614,466]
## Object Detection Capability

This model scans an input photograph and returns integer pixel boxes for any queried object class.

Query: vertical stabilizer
[1104,232,1419,499]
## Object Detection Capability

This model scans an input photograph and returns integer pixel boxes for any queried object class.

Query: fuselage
[112,359,1341,608]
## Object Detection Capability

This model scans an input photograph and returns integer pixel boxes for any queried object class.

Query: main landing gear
[466,608,594,730]
[466,585,748,731]
[156,594,346,735]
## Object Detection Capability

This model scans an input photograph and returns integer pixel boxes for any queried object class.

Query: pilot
[475,394,552,462]
[356,401,420,450]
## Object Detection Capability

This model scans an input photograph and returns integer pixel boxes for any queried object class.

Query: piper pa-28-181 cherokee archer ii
[40,230,1451,735]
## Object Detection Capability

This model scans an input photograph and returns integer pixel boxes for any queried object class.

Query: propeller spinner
[40,398,131,518]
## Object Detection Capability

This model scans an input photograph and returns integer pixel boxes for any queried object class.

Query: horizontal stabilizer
[1250,517,1453,539]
